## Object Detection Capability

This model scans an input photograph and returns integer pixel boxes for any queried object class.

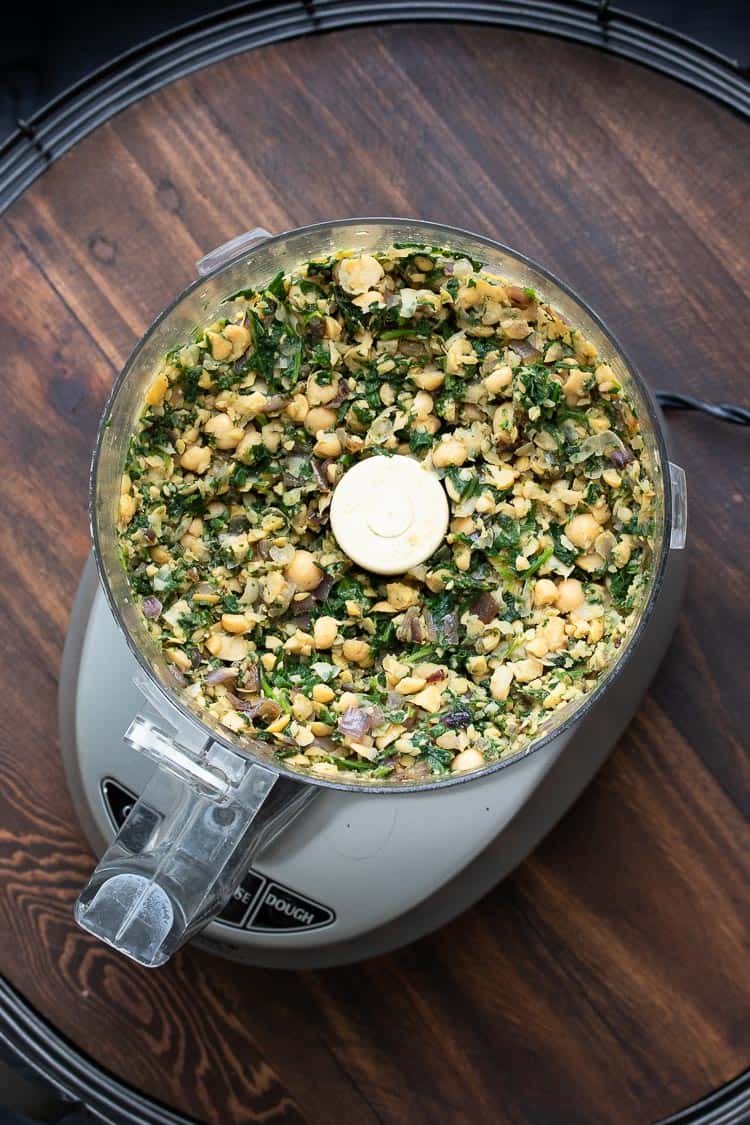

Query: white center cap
[330,454,449,575]
[366,493,414,539]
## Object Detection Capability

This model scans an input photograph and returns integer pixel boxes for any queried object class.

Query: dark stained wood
[0,22,748,1125]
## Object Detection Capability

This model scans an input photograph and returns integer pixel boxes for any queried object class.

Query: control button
[247,881,335,932]
[219,871,266,928]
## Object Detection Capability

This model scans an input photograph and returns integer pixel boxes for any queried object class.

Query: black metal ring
[1,971,748,1124]
[0,3,747,1118]
[0,0,748,213]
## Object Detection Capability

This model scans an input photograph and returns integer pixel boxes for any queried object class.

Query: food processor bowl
[76,219,686,966]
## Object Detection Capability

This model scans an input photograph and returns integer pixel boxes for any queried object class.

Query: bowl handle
[196,227,273,276]
[668,462,687,550]
[74,715,313,967]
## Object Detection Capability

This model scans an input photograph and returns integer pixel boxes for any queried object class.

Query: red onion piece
[426,668,447,684]
[264,395,291,414]
[338,707,381,739]
[610,448,635,468]
[442,613,459,645]
[311,458,331,491]
[311,574,334,602]
[205,667,238,686]
[506,284,533,309]
[471,592,498,624]
[512,336,542,360]
[242,664,261,694]
[141,596,162,618]
[230,696,281,722]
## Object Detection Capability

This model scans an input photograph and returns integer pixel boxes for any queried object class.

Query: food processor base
[60,544,685,969]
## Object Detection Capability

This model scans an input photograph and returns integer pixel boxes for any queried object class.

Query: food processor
[58,219,688,970]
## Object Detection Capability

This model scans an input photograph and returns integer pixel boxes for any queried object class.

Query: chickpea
[386,582,419,610]
[490,665,513,701]
[312,683,335,704]
[261,421,284,453]
[206,633,249,662]
[526,634,549,659]
[493,466,516,491]
[353,289,385,311]
[412,366,445,391]
[235,428,263,463]
[323,316,341,340]
[511,657,544,683]
[307,374,340,406]
[451,748,486,773]
[286,394,309,424]
[305,406,338,434]
[313,615,338,650]
[595,363,618,394]
[493,403,517,446]
[588,618,605,644]
[145,371,169,407]
[204,412,244,450]
[483,365,513,396]
[221,613,252,634]
[413,414,441,435]
[313,432,342,459]
[611,538,632,569]
[556,578,585,614]
[285,550,323,592]
[432,437,467,468]
[446,336,477,375]
[562,368,588,404]
[565,513,600,550]
[207,331,232,361]
[292,693,314,721]
[223,323,250,359]
[119,493,136,525]
[542,616,567,651]
[166,647,191,672]
[337,254,384,295]
[395,676,427,695]
[533,579,558,608]
[342,638,371,665]
[180,444,212,474]
[412,390,434,418]
[602,468,622,489]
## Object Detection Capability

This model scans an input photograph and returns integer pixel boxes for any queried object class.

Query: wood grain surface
[1,22,748,1125]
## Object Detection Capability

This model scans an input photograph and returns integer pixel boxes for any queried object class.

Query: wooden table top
[0,22,748,1125]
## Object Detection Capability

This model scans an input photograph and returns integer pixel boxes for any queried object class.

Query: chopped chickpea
[432,437,467,468]
[285,550,323,591]
[556,578,585,614]
[305,406,338,434]
[565,513,600,551]
[180,445,212,474]
[533,579,558,607]
[451,748,485,773]
[490,665,513,701]
[342,638,371,665]
[313,616,338,650]
[313,432,342,458]
[204,413,244,450]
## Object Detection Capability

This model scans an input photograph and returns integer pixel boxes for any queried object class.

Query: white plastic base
[60,549,685,968]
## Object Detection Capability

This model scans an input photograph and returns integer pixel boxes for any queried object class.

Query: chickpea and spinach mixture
[118,244,655,782]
